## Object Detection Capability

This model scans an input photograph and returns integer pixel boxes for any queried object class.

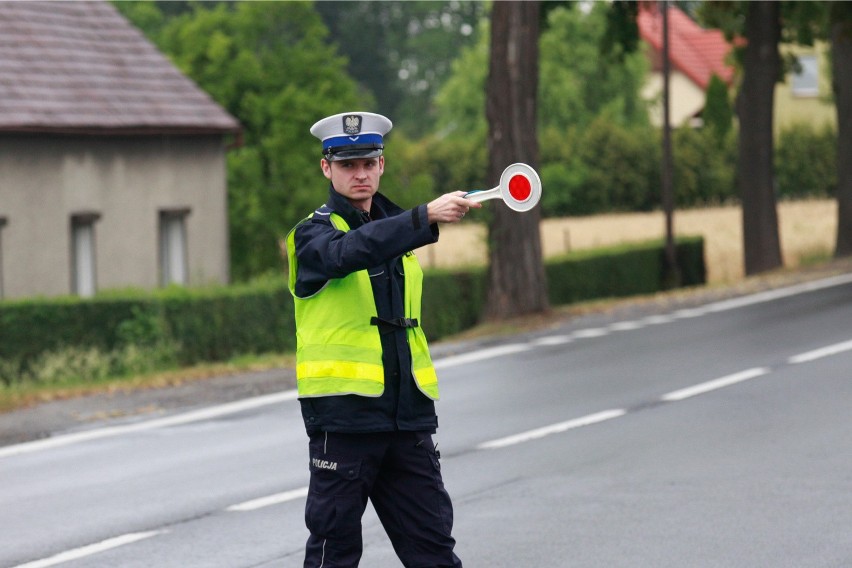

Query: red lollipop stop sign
[464,163,542,212]
[508,173,532,202]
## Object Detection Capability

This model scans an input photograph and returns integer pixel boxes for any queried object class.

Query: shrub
[576,116,661,214]
[775,122,837,199]
[546,237,704,305]
[539,159,589,218]
[672,126,736,207]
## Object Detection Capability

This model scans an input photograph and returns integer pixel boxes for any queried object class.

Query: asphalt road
[2,273,852,568]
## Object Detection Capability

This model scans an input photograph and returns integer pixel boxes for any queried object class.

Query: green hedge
[420,268,487,340]
[546,236,705,305]
[0,237,704,384]
[0,280,295,380]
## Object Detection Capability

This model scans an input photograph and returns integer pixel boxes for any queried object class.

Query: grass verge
[0,352,294,414]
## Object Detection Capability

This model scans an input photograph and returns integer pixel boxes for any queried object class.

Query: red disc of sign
[508,174,532,202]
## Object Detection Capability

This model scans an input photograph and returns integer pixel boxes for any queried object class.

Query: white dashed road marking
[226,487,309,512]
[477,409,627,450]
[660,367,771,402]
[11,531,164,568]
[787,339,852,365]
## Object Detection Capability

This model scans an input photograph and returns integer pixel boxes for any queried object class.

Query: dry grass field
[417,199,838,284]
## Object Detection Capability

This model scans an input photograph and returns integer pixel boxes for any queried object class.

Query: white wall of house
[642,69,707,128]
[775,42,836,135]
[0,134,229,299]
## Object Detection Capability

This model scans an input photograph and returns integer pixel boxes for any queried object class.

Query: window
[791,54,819,97]
[71,212,100,298]
[0,216,6,299]
[159,208,190,286]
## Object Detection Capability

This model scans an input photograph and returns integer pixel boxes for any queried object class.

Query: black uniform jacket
[292,186,440,435]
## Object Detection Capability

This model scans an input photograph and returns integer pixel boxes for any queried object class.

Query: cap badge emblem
[343,115,362,135]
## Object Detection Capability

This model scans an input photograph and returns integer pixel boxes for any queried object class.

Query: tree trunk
[484,0,548,320]
[832,3,852,257]
[736,1,783,276]
[660,1,680,288]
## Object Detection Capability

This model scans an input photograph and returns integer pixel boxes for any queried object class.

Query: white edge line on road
[643,315,674,325]
[672,308,707,319]
[572,328,609,339]
[661,367,770,402]
[788,339,852,364]
[226,486,309,512]
[0,390,299,460]
[433,344,531,370]
[609,321,644,332]
[703,273,852,314]
[530,335,573,346]
[477,409,627,450]
[11,530,164,568]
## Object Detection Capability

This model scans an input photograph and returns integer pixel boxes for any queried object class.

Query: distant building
[638,4,735,128]
[0,1,240,300]
[774,41,835,135]
[638,4,835,134]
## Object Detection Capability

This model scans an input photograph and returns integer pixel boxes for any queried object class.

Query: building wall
[0,134,229,299]
[775,42,836,135]
[642,69,707,128]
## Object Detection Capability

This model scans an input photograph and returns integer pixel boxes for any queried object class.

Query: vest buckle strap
[370,316,419,334]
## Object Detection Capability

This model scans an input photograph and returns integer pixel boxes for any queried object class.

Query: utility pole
[661,0,680,287]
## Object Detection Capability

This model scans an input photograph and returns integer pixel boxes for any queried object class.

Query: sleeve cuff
[414,204,439,243]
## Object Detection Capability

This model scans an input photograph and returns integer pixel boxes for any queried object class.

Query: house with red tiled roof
[637,3,735,128]
[0,0,240,299]
[638,4,835,134]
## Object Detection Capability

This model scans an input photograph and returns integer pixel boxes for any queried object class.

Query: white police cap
[310,112,393,161]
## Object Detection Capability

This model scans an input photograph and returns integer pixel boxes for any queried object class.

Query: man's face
[322,156,384,209]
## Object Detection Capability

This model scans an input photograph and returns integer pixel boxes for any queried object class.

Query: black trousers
[303,430,462,568]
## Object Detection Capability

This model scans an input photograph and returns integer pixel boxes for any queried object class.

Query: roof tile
[638,5,735,91]
[0,1,239,134]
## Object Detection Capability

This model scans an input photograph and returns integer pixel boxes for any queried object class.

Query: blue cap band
[322,133,384,152]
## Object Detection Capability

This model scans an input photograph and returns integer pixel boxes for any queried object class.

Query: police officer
[286,112,480,567]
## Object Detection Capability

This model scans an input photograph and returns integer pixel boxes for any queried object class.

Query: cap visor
[326,148,384,161]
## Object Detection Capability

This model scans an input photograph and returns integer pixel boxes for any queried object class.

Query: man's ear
[321,159,332,180]
[379,155,385,175]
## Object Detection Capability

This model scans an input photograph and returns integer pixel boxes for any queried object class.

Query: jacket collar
[326,185,403,228]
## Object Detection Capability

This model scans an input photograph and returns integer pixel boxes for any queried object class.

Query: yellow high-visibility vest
[285,211,439,400]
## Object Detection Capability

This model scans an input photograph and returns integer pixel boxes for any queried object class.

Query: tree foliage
[540,3,649,132]
[436,3,651,219]
[315,1,486,136]
[703,74,734,143]
[436,4,649,140]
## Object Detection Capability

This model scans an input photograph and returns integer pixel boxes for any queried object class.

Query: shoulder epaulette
[310,204,333,223]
